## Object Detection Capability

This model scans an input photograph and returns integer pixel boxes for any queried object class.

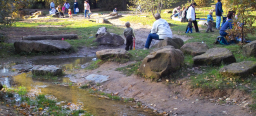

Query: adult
[84,0,90,18]
[64,2,70,14]
[73,0,79,14]
[186,3,199,32]
[172,6,181,17]
[144,13,172,49]
[56,5,64,18]
[181,6,189,22]
[219,13,233,37]
[50,1,55,10]
[215,0,223,30]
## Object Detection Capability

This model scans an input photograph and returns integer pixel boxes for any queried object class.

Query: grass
[85,59,102,70]
[115,62,141,76]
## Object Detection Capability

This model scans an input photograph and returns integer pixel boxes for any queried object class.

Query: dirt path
[67,62,254,116]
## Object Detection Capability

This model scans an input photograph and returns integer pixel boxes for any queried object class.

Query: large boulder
[180,42,209,56]
[94,32,124,46]
[22,34,78,40]
[96,49,131,61]
[14,40,71,53]
[32,65,63,76]
[219,61,256,77]
[138,46,184,80]
[242,40,256,57]
[193,48,236,66]
[153,37,184,49]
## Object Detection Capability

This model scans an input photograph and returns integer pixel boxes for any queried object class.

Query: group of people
[49,0,90,18]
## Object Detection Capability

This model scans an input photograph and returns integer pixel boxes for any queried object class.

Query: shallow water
[1,57,159,116]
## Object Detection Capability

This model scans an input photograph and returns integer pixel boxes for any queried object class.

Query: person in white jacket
[144,13,172,49]
[186,3,199,32]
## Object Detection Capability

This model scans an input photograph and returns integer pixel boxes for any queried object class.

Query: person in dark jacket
[73,0,79,14]
[215,0,223,30]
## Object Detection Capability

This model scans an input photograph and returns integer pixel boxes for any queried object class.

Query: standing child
[206,11,214,33]
[186,18,193,33]
[68,9,72,18]
[124,22,135,51]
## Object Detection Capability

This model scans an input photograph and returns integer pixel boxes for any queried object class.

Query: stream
[0,57,159,116]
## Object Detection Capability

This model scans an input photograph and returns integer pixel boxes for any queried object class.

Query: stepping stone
[219,61,256,77]
[242,40,256,57]
[85,74,109,83]
[181,42,209,56]
[193,48,236,66]
[96,49,131,61]
[32,65,62,76]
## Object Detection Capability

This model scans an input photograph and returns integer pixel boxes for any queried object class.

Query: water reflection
[12,73,159,116]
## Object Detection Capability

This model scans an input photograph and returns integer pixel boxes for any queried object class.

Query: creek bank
[66,61,254,115]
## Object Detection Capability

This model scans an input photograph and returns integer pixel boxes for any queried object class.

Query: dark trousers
[125,35,133,51]
[185,20,199,32]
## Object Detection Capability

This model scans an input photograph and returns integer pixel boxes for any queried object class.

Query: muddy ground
[0,14,255,116]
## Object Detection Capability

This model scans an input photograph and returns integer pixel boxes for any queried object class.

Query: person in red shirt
[68,9,72,18]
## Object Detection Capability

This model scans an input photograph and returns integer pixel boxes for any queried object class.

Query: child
[186,18,193,33]
[124,22,135,51]
[206,11,214,33]
[62,5,65,15]
[68,9,72,18]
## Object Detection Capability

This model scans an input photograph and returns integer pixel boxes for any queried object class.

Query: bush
[194,0,211,7]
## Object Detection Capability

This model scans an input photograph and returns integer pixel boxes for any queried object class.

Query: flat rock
[14,40,71,53]
[219,61,256,77]
[94,32,124,46]
[32,65,62,76]
[12,64,33,72]
[96,49,131,61]
[139,46,184,80]
[242,40,256,57]
[193,48,236,66]
[153,37,184,49]
[181,42,209,56]
[22,34,78,40]
[85,74,109,83]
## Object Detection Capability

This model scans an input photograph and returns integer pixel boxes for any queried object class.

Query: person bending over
[219,13,233,37]
[144,13,172,49]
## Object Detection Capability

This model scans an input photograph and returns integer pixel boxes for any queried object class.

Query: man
[186,3,199,32]
[84,0,90,18]
[216,0,223,30]
[50,1,55,10]
[113,8,117,13]
[144,13,172,49]
[73,0,79,14]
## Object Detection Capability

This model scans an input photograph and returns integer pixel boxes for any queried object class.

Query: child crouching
[124,22,135,51]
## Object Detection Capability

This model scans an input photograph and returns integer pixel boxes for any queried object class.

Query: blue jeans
[84,10,89,17]
[220,31,228,36]
[145,33,160,49]
[74,8,77,14]
[216,16,221,29]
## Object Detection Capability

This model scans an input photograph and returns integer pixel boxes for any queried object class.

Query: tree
[132,0,176,16]
[224,0,256,43]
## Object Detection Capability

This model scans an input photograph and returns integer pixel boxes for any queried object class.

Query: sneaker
[143,48,149,50]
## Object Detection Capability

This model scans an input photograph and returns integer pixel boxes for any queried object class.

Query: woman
[73,0,79,14]
[219,12,233,37]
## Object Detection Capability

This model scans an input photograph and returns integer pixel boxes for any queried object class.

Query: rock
[139,46,184,80]
[14,40,71,53]
[96,49,131,61]
[109,12,118,16]
[12,64,33,72]
[94,32,124,46]
[0,83,3,90]
[219,61,256,77]
[85,74,109,83]
[22,34,78,40]
[153,37,184,49]
[96,18,105,23]
[32,65,63,76]
[242,40,256,57]
[180,42,209,56]
[193,48,236,66]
